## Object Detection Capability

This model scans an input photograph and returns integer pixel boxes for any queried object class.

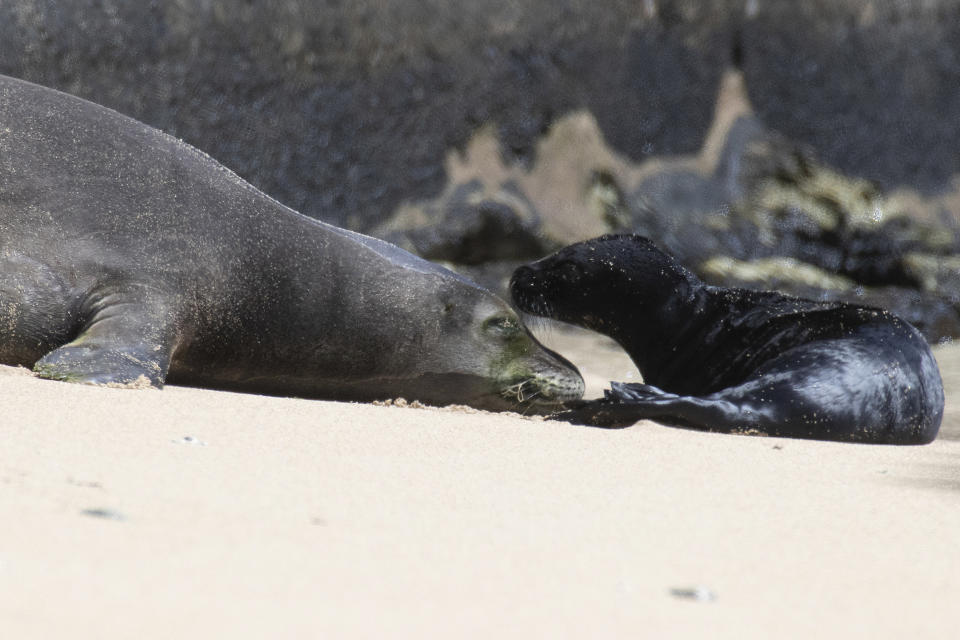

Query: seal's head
[509,234,698,338]
[405,280,585,412]
[329,227,583,411]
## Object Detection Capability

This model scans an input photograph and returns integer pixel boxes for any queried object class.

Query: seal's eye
[484,315,520,337]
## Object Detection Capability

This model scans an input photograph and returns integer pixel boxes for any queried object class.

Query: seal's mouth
[499,369,585,411]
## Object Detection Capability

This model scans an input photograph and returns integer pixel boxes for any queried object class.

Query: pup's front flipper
[548,382,681,428]
[550,382,739,430]
[551,398,649,428]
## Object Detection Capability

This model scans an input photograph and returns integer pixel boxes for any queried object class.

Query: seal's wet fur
[511,235,944,444]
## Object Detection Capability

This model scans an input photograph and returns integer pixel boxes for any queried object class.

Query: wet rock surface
[375,179,552,265]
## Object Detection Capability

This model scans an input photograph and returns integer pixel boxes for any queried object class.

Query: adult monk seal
[0,74,584,410]
[510,235,944,444]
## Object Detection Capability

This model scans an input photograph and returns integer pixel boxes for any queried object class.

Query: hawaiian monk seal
[510,235,943,444]
[0,74,583,411]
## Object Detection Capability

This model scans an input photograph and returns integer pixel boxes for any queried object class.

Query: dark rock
[623,107,955,272]
[378,180,551,265]
[741,1,960,193]
[0,1,732,231]
[903,255,960,307]
[4,1,959,226]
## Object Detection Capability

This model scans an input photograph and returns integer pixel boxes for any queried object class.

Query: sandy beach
[2,327,958,639]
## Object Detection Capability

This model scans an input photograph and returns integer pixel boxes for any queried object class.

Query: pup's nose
[509,265,535,304]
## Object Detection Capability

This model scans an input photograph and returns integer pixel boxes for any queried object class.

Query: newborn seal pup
[0,74,583,411]
[510,235,944,444]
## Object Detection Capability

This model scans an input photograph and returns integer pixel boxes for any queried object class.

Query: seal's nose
[510,264,534,287]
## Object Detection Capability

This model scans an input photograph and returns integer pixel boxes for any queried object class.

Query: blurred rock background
[3,0,959,340]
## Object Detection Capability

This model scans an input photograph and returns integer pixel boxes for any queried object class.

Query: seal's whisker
[515,380,534,403]
[520,386,542,403]
[500,381,526,401]
[519,398,538,416]
[501,378,545,403]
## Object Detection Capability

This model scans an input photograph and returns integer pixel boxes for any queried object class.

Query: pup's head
[509,234,696,336]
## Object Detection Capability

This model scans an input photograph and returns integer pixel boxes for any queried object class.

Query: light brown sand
[1,330,958,639]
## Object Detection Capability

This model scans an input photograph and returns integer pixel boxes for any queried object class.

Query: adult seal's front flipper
[33,284,181,388]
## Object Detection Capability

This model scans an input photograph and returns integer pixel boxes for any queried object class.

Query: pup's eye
[484,316,520,335]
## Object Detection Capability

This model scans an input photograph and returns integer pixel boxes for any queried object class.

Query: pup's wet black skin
[510,235,945,444]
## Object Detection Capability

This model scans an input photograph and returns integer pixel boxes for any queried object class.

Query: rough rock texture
[4,1,959,229]
[0,0,727,230]
[740,1,960,193]
[374,68,960,341]
[3,1,960,339]
[376,179,549,265]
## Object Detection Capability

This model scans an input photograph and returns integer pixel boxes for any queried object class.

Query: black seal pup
[510,235,944,444]
[0,74,584,411]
